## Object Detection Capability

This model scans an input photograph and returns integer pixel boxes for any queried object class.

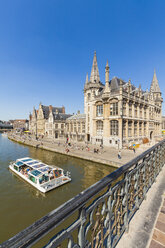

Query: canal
[0,133,116,246]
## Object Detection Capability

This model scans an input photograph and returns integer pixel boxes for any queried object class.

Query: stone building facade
[162,116,165,130]
[29,103,65,136]
[66,113,86,141]
[45,105,71,139]
[11,119,29,130]
[84,52,163,148]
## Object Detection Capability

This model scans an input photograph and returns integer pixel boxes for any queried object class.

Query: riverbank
[8,133,154,168]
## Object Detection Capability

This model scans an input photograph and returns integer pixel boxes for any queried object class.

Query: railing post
[78,206,86,248]
[124,172,129,233]
[143,157,148,200]
[107,187,112,248]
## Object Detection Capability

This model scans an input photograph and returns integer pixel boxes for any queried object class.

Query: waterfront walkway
[8,133,155,168]
[117,165,165,248]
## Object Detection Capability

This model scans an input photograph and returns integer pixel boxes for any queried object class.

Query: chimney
[62,106,65,114]
[49,105,53,112]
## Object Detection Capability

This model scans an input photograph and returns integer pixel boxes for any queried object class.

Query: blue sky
[0,0,165,120]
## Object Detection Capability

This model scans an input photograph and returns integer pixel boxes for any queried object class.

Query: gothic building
[29,103,65,136]
[84,52,163,148]
[45,105,71,139]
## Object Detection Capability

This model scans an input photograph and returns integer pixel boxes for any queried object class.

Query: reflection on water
[0,134,115,244]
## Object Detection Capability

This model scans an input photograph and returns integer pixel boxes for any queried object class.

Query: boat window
[16,161,24,166]
[14,165,19,171]
[26,161,38,165]
[39,167,50,172]
[21,159,32,162]
[58,170,62,176]
[32,164,45,169]
[29,175,36,184]
[30,170,41,177]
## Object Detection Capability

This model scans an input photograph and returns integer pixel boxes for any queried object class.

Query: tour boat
[9,157,71,193]
[1,132,7,137]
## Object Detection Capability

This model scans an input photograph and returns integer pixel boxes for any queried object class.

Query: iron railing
[1,139,165,248]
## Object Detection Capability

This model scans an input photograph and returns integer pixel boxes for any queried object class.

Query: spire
[85,73,89,84]
[90,51,100,83]
[106,60,109,69]
[150,69,160,92]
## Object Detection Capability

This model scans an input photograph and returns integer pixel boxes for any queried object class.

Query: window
[66,123,69,132]
[123,121,126,137]
[134,105,137,117]
[129,103,132,117]
[110,102,118,116]
[139,122,142,136]
[144,108,147,119]
[123,102,126,115]
[128,121,132,137]
[55,124,58,129]
[74,123,76,132]
[82,123,85,133]
[96,105,103,117]
[110,120,118,136]
[96,121,103,136]
[78,122,81,133]
[61,124,64,129]
[87,93,91,100]
[134,122,137,137]
[71,123,73,132]
[140,106,142,118]
[144,122,146,134]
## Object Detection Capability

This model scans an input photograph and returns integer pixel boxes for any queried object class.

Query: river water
[0,133,115,245]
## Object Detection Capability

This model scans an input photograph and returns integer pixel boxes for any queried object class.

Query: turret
[105,60,110,92]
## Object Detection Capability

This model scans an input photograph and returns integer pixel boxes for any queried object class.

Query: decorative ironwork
[1,139,165,248]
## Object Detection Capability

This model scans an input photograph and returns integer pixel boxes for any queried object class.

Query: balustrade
[1,139,165,248]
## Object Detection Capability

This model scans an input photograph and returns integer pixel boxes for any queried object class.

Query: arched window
[110,120,118,136]
[96,121,103,136]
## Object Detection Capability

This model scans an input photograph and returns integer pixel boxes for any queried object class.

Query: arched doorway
[150,131,153,140]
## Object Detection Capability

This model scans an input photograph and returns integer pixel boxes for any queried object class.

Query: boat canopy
[15,157,61,175]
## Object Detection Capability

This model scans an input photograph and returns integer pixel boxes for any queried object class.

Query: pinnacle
[90,51,100,83]
[150,69,160,92]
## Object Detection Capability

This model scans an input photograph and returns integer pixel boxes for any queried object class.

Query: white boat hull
[9,164,71,193]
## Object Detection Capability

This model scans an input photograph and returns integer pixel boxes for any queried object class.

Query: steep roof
[42,105,64,119]
[52,113,71,121]
[67,113,86,120]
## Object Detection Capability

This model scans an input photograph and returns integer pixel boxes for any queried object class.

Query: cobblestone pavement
[148,196,165,248]
[8,133,157,168]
